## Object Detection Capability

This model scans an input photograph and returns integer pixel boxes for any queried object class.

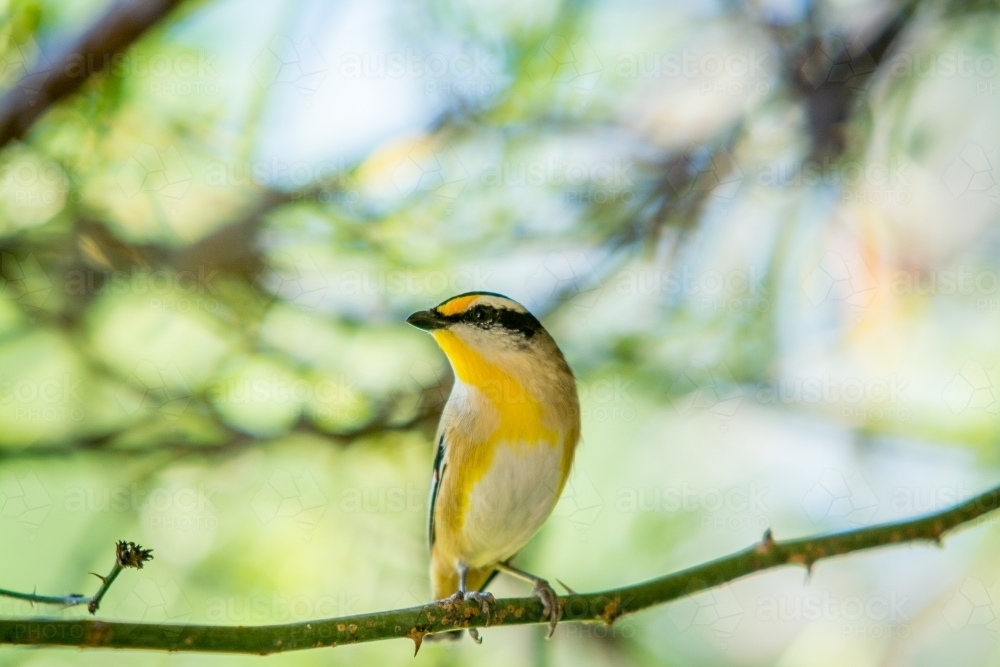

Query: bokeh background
[1,0,1000,664]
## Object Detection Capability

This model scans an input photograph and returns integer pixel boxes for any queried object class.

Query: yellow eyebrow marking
[437,295,478,316]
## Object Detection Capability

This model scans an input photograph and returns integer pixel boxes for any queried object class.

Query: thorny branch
[0,541,153,615]
[1,483,999,653]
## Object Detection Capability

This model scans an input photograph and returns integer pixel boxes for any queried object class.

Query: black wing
[427,433,446,548]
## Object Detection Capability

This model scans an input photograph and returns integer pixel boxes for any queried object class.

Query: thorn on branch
[408,628,426,655]
[755,528,775,555]
[556,579,577,595]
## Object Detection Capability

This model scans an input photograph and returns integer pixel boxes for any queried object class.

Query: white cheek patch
[460,440,564,568]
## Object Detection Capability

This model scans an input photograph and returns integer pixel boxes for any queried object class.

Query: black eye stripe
[436,304,541,339]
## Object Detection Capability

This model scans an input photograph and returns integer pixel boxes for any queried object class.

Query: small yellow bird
[407,292,580,641]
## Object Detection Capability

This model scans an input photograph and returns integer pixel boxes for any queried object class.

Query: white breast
[460,439,564,568]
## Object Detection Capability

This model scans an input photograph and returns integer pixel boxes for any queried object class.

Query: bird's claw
[441,590,495,643]
[533,578,563,638]
[464,590,497,624]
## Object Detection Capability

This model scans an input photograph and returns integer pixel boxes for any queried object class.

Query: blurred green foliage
[2,0,1000,665]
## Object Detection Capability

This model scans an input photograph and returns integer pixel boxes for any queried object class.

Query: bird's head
[406,291,542,350]
[408,291,578,419]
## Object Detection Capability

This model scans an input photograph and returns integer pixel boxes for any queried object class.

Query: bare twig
[0,541,153,614]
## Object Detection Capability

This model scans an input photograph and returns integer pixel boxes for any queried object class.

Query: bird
[406,291,581,642]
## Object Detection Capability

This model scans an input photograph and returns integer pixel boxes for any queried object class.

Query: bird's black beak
[406,309,448,330]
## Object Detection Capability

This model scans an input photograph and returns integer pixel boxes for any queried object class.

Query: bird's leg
[452,562,495,644]
[495,561,563,638]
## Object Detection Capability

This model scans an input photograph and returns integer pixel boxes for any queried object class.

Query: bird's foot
[464,590,497,623]
[438,590,495,643]
[533,578,563,638]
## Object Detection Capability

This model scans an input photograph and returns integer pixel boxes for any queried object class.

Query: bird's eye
[472,308,487,322]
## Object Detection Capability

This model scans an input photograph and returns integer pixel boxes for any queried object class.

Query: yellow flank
[437,295,478,316]
[431,329,561,537]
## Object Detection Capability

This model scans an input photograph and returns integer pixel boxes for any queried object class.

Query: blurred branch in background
[3,483,1000,653]
[0,0,927,463]
[0,0,187,148]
